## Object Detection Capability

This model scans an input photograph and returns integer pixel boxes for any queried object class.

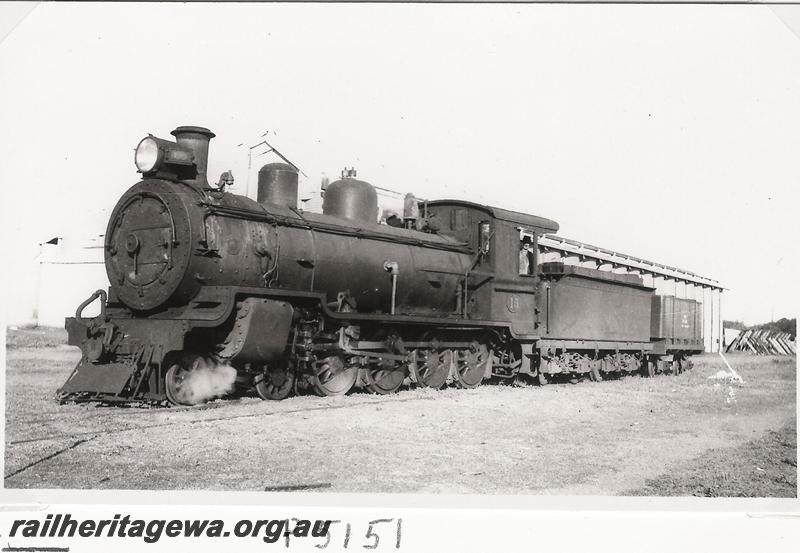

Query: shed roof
[540,234,724,290]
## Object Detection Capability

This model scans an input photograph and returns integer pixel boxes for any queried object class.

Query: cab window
[451,208,468,230]
[517,230,536,277]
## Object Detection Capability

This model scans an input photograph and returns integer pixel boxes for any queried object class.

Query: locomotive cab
[424,201,558,328]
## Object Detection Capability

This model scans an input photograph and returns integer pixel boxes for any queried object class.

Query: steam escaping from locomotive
[168,357,237,406]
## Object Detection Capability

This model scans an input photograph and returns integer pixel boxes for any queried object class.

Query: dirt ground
[4,327,797,495]
[629,419,796,497]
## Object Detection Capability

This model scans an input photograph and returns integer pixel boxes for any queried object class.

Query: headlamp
[134,136,161,173]
[134,135,195,174]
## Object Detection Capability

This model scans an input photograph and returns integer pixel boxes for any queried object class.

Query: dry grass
[4,327,797,495]
[6,326,67,349]
[629,419,796,497]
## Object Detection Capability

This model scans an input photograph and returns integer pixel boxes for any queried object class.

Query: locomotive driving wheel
[414,348,451,389]
[254,360,295,401]
[454,343,488,389]
[365,360,406,394]
[311,355,358,397]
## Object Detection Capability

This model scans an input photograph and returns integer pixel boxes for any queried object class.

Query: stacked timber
[725,329,797,355]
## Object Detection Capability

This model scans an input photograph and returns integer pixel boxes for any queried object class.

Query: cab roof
[426,199,559,234]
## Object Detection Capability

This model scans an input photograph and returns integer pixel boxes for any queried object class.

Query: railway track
[7,392,445,446]
[5,390,456,481]
[8,367,683,449]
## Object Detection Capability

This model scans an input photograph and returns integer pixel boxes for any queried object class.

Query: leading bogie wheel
[255,360,295,401]
[312,355,358,397]
[455,343,488,389]
[165,363,188,406]
[165,355,203,406]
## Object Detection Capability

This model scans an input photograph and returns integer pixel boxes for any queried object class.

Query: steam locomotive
[58,125,704,405]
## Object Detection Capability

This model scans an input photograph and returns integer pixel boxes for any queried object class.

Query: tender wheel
[454,343,488,389]
[365,360,406,394]
[312,355,358,397]
[589,361,603,382]
[255,360,295,401]
[537,370,549,386]
[414,348,451,389]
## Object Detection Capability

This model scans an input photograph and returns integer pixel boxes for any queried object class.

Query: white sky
[1,2,798,326]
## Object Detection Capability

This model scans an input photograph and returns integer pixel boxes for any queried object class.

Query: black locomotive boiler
[58,125,704,405]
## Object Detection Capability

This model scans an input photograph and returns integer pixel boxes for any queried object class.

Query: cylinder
[322,178,378,225]
[171,126,215,187]
[257,162,299,208]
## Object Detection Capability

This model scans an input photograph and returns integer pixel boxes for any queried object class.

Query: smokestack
[171,125,215,187]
